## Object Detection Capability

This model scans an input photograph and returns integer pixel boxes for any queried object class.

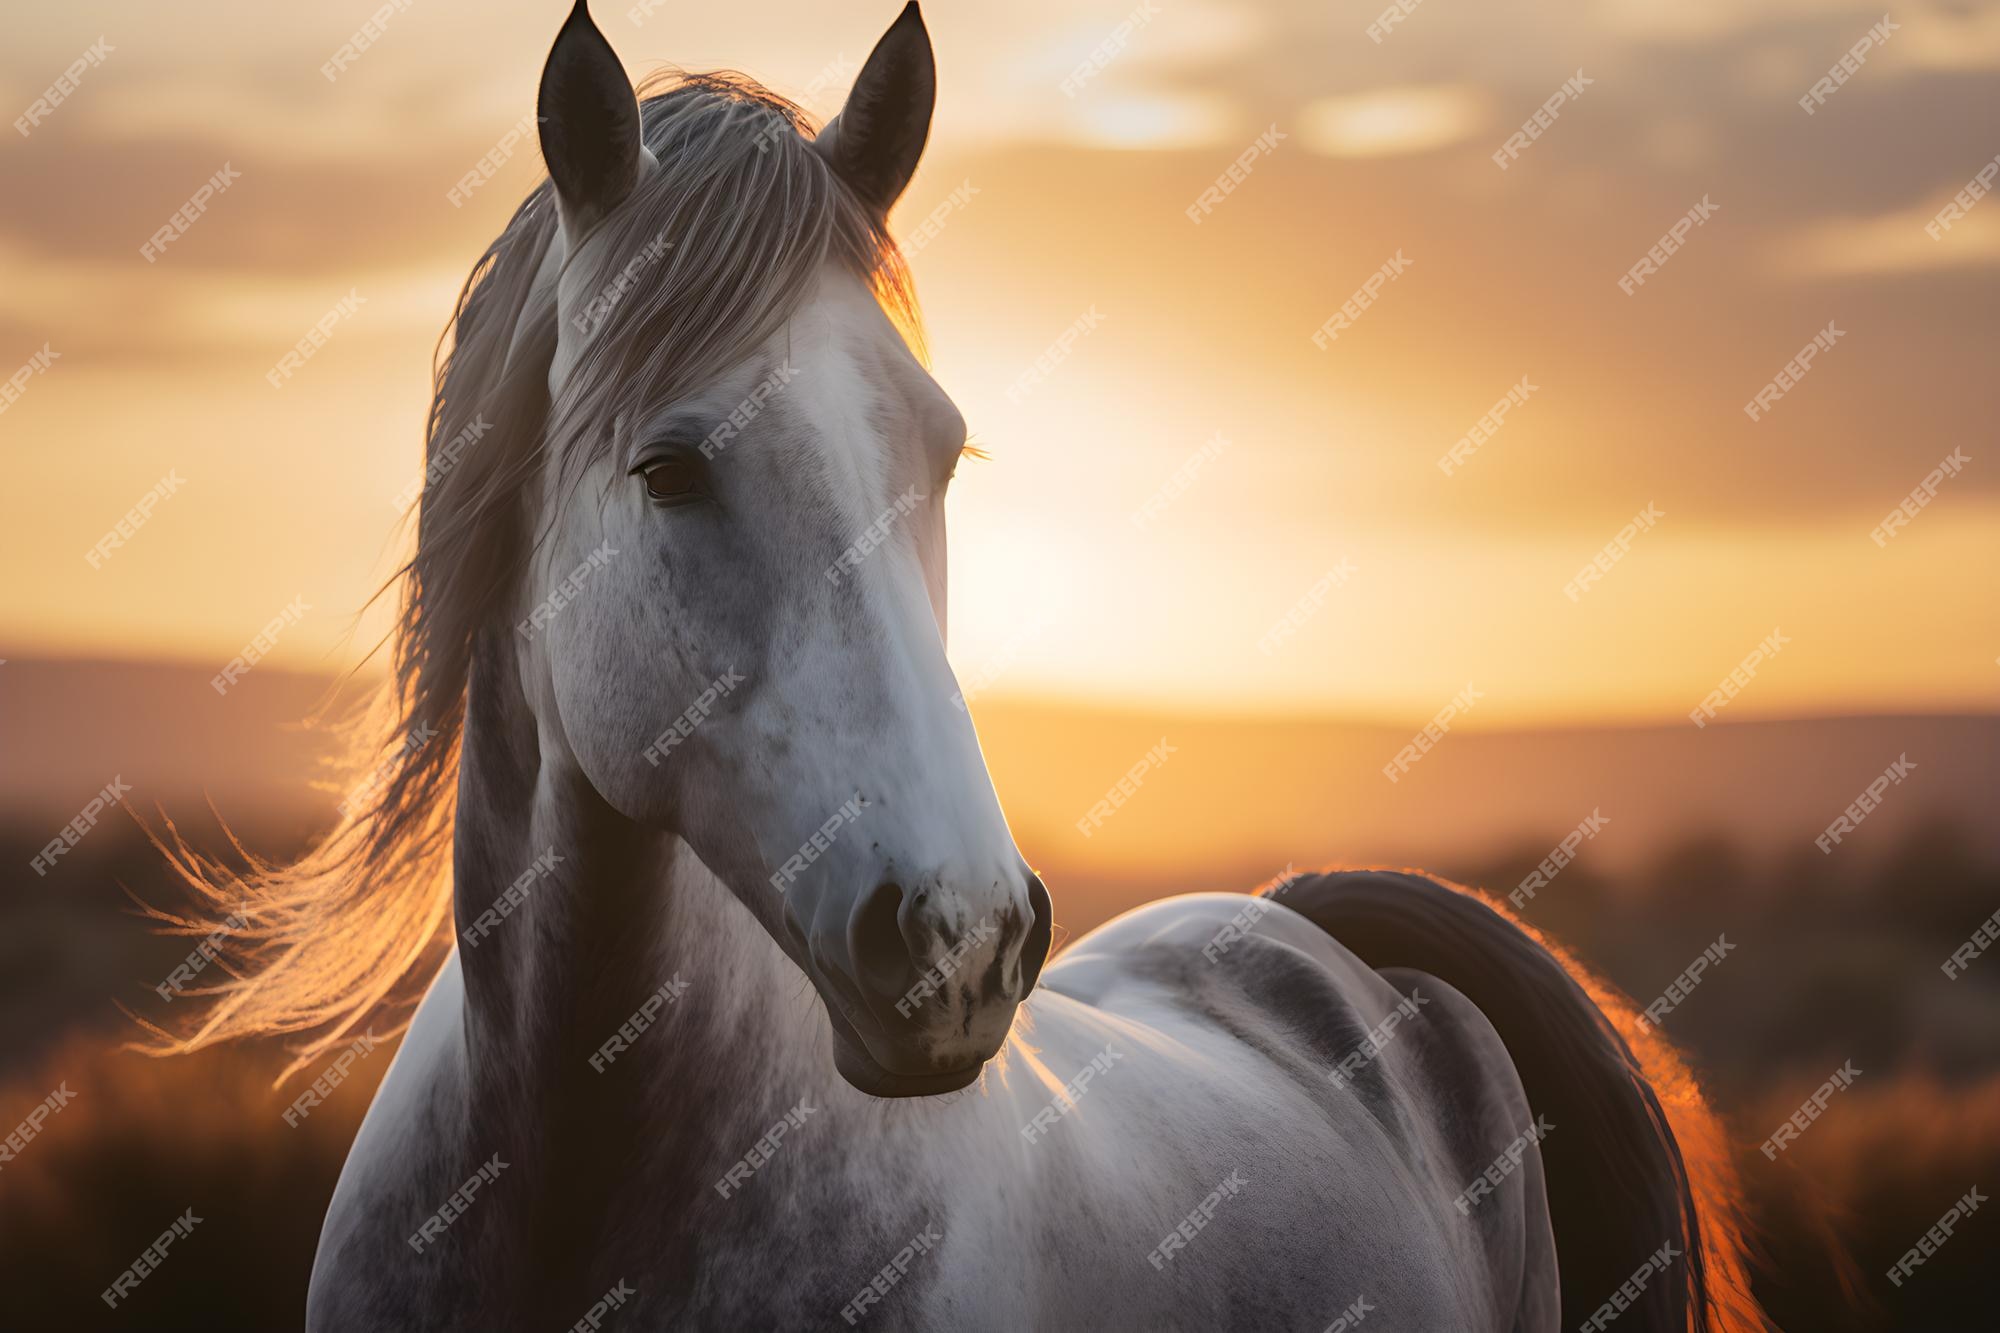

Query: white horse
[157,4,1768,1329]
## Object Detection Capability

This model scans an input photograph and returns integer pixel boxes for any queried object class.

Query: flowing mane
[140,69,919,1081]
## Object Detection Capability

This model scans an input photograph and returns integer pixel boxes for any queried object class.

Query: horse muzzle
[798,871,1052,1097]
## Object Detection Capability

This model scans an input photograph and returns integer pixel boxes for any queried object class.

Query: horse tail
[1268,868,1770,1332]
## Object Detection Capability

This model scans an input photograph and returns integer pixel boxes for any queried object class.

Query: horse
[152,4,1770,1328]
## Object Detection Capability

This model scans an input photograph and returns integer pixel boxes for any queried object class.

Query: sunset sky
[3,0,1996,727]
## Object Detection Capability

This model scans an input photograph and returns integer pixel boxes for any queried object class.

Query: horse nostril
[850,880,909,996]
[1021,874,1053,993]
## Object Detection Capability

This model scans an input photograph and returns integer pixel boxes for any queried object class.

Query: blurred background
[2,0,1996,1328]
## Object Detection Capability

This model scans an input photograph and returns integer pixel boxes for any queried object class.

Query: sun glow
[1296,85,1489,158]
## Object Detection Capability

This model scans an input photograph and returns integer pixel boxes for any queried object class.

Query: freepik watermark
[588,974,692,1072]
[460,848,565,948]
[1075,738,1176,838]
[28,776,131,877]
[1636,936,1734,1030]
[1886,1186,1984,1287]
[1322,1295,1376,1332]
[1816,754,1917,853]
[1942,906,2000,980]
[1562,503,1664,602]
[698,361,801,459]
[1759,1060,1861,1160]
[322,0,417,81]
[282,1033,382,1128]
[0,1083,77,1173]
[518,543,618,639]
[0,342,60,417]
[1258,560,1359,656]
[896,919,999,1018]
[140,163,242,262]
[1060,0,1161,97]
[336,721,440,818]
[1743,322,1843,421]
[1578,1242,1681,1331]
[84,468,183,568]
[1006,307,1108,404]
[267,289,366,388]
[1147,1171,1250,1270]
[1185,125,1286,225]
[211,596,311,696]
[14,37,114,137]
[391,415,492,512]
[1367,0,1429,43]
[1491,71,1593,170]
[826,486,926,584]
[1020,1045,1123,1143]
[1382,685,1482,784]
[839,1224,944,1325]
[1926,153,2000,240]
[568,1280,639,1333]
[743,54,856,147]
[640,669,747,765]
[154,912,248,1000]
[101,1209,201,1308]
[768,796,868,891]
[447,112,538,207]
[1132,432,1232,528]
[1453,1115,1554,1214]
[902,180,980,260]
[1328,988,1429,1089]
[1309,252,1413,349]
[1437,378,1537,475]
[1689,629,1790,728]
[714,1099,817,1198]
[571,231,673,336]
[783,51,855,111]
[1870,448,1971,547]
[1799,16,1899,115]
[1202,895,1280,963]
[1618,196,1720,294]
[408,1154,507,1252]
[1508,809,1611,909]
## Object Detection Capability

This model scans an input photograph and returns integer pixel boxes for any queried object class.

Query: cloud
[1599,0,2000,70]
[1774,202,2000,277]
[1066,92,1240,150]
[1295,85,1490,159]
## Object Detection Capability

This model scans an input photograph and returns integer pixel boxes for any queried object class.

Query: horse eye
[640,457,697,500]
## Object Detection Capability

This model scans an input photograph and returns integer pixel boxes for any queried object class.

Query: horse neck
[447,628,835,1166]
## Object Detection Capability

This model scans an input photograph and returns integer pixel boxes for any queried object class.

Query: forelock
[546,71,915,473]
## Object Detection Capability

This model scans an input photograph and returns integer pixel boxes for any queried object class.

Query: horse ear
[816,2,935,215]
[537,0,643,240]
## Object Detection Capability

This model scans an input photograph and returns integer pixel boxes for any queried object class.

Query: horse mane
[138,70,918,1082]
[1271,869,1771,1332]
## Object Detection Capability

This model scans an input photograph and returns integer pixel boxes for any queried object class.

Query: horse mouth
[821,998,987,1098]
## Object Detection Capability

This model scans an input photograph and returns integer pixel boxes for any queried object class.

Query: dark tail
[1268,869,1771,1332]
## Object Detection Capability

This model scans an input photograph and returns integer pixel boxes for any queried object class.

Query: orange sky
[2,0,1996,727]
